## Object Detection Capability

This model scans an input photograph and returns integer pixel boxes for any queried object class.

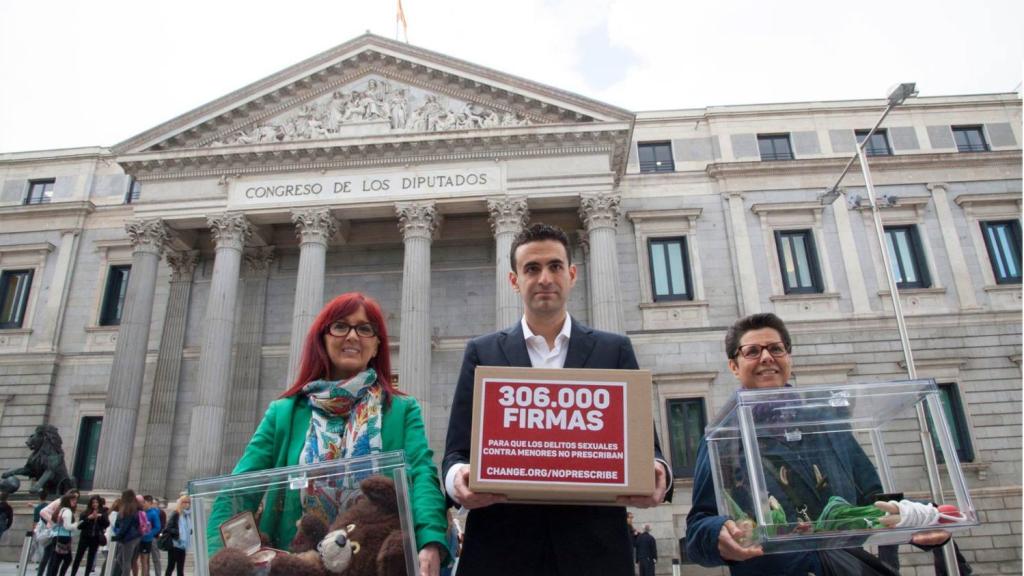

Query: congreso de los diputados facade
[0,34,1020,574]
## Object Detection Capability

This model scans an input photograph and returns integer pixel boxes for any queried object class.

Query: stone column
[138,250,198,497]
[579,194,625,333]
[93,219,168,491]
[725,192,761,315]
[396,202,439,437]
[487,197,529,328]
[576,229,593,324]
[929,183,980,310]
[186,213,251,482]
[831,195,872,316]
[33,230,80,352]
[223,247,275,473]
[287,209,338,385]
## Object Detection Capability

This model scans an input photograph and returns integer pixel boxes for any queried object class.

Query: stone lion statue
[1,424,75,497]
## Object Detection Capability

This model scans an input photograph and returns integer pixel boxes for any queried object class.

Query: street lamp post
[818,82,961,576]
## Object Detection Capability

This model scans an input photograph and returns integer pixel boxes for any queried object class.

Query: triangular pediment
[205,73,534,147]
[114,34,634,154]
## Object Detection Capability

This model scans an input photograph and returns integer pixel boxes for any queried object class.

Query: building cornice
[0,201,96,221]
[706,149,1022,181]
[117,123,632,183]
[636,93,1022,123]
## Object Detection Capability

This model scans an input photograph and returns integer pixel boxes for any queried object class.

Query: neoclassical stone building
[0,35,1020,574]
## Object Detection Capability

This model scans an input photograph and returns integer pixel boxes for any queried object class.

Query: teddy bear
[208,475,407,576]
[316,475,408,576]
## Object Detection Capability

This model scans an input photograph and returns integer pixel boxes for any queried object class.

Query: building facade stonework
[0,34,1020,574]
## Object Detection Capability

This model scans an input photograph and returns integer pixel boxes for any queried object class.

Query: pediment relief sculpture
[207,76,531,147]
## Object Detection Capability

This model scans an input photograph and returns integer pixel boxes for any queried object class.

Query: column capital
[125,218,169,256]
[926,182,949,193]
[243,246,276,277]
[166,250,199,282]
[579,194,622,232]
[396,202,440,240]
[291,209,338,245]
[208,213,252,250]
[487,197,529,236]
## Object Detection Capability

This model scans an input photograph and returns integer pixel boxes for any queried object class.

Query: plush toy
[208,476,408,576]
[317,475,408,576]
[209,547,256,576]
[292,511,331,553]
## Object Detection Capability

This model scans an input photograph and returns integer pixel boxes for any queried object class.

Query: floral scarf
[299,369,382,518]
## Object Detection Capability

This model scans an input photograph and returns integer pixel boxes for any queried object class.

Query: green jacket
[205,394,448,558]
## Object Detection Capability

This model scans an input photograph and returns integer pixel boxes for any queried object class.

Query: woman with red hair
[207,292,448,575]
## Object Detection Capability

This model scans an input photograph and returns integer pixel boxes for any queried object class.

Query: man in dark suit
[442,223,672,576]
[634,524,658,576]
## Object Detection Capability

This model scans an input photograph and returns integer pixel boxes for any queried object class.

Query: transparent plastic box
[705,380,978,554]
[188,450,417,576]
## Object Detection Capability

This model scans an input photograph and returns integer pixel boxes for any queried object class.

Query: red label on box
[474,378,628,486]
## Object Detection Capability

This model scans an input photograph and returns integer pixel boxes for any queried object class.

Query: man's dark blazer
[442,317,673,576]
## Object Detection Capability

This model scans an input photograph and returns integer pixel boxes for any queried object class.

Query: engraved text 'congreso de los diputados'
[229,167,502,207]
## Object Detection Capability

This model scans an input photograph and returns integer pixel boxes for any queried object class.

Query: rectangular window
[926,383,974,463]
[952,126,988,153]
[99,265,132,326]
[0,269,34,329]
[25,179,55,205]
[981,220,1022,284]
[757,134,794,161]
[638,142,675,173]
[126,178,142,204]
[666,397,706,478]
[884,226,930,289]
[647,237,692,301]
[774,230,823,294]
[72,416,103,491]
[855,129,892,156]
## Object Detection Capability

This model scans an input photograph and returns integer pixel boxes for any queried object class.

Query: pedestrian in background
[46,492,78,576]
[70,495,108,576]
[162,496,191,576]
[110,491,142,576]
[634,525,657,576]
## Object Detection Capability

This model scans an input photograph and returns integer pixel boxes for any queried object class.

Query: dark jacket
[442,318,672,576]
[77,508,110,543]
[635,531,657,562]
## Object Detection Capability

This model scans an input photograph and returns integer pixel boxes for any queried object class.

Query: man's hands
[617,462,668,508]
[452,466,507,510]
[717,520,763,562]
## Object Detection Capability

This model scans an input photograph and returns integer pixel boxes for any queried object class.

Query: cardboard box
[469,366,654,504]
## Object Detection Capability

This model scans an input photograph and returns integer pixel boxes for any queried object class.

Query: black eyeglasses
[736,342,788,360]
[327,322,377,338]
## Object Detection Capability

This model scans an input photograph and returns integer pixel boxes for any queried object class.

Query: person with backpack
[110,490,142,576]
[135,496,160,576]
[46,492,78,576]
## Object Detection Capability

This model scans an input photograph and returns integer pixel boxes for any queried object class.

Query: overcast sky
[1,0,1020,153]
